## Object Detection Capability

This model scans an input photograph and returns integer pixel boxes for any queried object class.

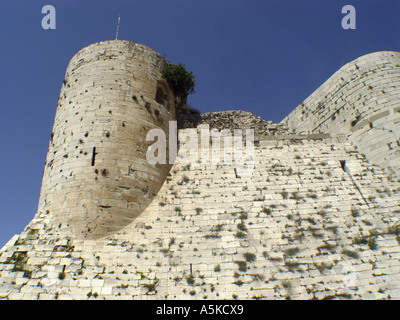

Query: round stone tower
[37,40,175,239]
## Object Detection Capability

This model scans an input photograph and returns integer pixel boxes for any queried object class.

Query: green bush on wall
[162,63,195,98]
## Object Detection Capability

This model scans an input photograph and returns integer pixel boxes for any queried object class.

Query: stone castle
[0,40,399,300]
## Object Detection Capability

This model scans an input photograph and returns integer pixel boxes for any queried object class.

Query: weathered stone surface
[1,136,399,300]
[36,40,176,239]
[282,51,400,176]
[200,110,292,137]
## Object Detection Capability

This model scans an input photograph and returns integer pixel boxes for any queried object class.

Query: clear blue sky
[1,0,400,247]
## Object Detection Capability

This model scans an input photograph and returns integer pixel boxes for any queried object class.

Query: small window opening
[340,160,346,171]
[91,147,97,166]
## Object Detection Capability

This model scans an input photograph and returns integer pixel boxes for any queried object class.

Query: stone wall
[200,110,292,137]
[37,40,175,239]
[1,136,400,299]
[282,51,400,176]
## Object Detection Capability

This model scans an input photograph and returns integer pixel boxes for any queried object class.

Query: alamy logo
[41,5,56,30]
[146,121,255,176]
[342,5,356,30]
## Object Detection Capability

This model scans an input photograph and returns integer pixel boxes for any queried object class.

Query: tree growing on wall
[162,63,195,99]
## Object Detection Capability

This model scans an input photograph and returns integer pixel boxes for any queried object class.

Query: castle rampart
[282,51,400,175]
[1,43,400,300]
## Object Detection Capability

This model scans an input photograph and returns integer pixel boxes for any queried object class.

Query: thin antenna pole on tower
[115,15,121,40]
